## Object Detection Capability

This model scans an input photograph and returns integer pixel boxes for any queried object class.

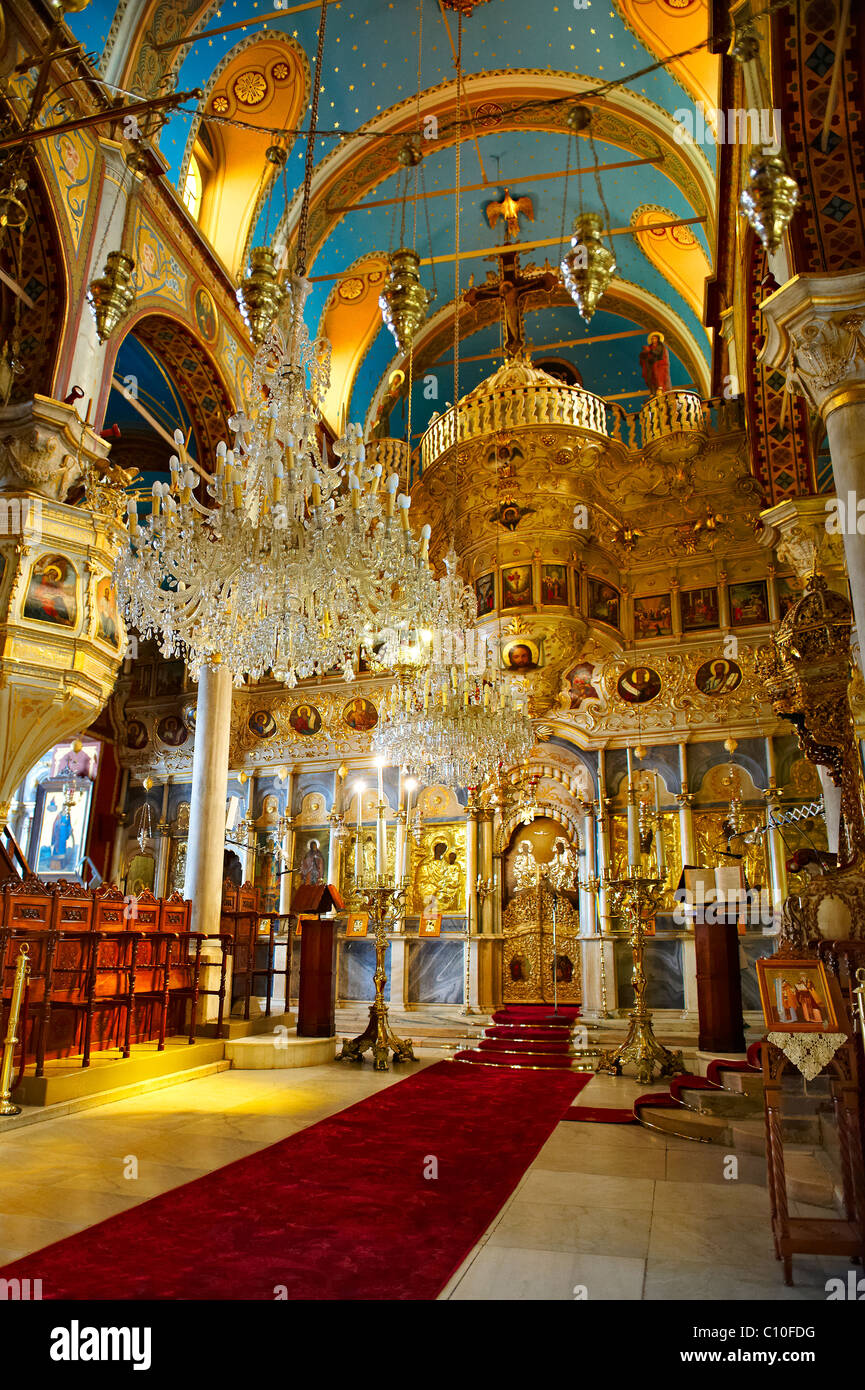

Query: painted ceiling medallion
[338,276,366,302]
[272,62,291,81]
[233,70,267,106]
[211,95,229,114]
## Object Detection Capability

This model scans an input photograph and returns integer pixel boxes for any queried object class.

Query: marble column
[677,744,696,862]
[327,768,343,888]
[764,736,789,911]
[717,569,731,630]
[242,772,257,883]
[60,141,132,410]
[578,801,597,935]
[278,771,295,915]
[109,769,130,885]
[154,780,171,898]
[184,664,232,939]
[479,812,494,933]
[817,763,842,856]
[594,784,618,1012]
[759,269,865,662]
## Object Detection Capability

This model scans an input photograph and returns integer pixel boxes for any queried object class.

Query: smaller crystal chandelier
[379,247,430,354]
[739,149,799,256]
[373,549,535,787]
[89,251,136,342]
[238,246,286,346]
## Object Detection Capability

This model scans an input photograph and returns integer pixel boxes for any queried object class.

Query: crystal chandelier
[373,551,535,786]
[115,286,440,683]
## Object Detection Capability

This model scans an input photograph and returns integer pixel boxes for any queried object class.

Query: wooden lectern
[679,866,747,1054]
[292,884,344,1038]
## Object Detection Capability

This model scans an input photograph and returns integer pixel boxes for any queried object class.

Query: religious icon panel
[587,577,620,628]
[501,564,533,609]
[729,580,769,626]
[249,708,278,738]
[681,586,718,632]
[288,704,321,736]
[616,666,662,704]
[501,637,541,671]
[343,697,378,731]
[156,714,188,747]
[695,657,742,695]
[475,571,495,616]
[633,592,672,638]
[93,576,120,647]
[757,957,839,1033]
[23,554,77,626]
[540,564,568,606]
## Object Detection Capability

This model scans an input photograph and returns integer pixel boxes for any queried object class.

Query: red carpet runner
[0,1060,589,1301]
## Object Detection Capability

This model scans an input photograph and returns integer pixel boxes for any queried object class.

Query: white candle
[626,748,639,865]
[653,772,665,875]
[354,783,364,883]
[376,761,385,878]
[401,778,416,880]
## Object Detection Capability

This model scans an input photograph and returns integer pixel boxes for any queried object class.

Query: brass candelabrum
[593,866,685,1085]
[578,871,613,1019]
[337,877,417,1072]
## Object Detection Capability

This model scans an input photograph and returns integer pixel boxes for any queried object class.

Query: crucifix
[464,247,559,361]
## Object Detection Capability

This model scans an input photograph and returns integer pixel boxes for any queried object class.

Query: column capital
[758,495,846,583]
[759,269,865,422]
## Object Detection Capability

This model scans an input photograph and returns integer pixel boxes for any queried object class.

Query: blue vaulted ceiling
[68,0,717,429]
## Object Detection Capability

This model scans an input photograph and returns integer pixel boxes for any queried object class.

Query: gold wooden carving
[501,883,581,1005]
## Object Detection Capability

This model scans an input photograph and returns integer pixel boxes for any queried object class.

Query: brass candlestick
[337,878,416,1071]
[0,943,29,1117]
[595,866,685,1084]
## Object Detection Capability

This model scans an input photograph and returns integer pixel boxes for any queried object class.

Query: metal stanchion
[1,943,30,1117]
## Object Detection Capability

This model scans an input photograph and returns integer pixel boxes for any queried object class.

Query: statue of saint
[513,839,539,891]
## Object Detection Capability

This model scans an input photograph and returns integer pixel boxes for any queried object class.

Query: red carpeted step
[492,1005,581,1025]
[705,1040,763,1087]
[634,1090,685,1115]
[485,1026,573,1042]
[0,1061,591,1301]
[454,1047,577,1069]
[478,1037,572,1054]
[669,1073,719,1103]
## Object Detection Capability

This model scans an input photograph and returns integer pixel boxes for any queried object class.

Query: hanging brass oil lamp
[379,247,430,354]
[237,246,285,346]
[739,148,799,256]
[561,211,616,324]
[88,250,136,342]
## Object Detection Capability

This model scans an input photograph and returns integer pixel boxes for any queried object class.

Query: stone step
[225,1030,337,1069]
[637,1106,731,1143]
[722,1070,765,1099]
[731,1114,823,1154]
[679,1087,764,1118]
[785,1149,837,1209]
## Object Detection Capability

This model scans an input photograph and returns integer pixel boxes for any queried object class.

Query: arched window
[182,154,203,221]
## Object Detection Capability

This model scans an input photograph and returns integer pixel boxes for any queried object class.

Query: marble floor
[0,1049,850,1300]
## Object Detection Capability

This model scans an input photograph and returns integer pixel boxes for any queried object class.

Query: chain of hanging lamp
[114,0,443,686]
[373,7,534,787]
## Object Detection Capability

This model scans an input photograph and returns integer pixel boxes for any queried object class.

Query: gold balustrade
[416,384,712,476]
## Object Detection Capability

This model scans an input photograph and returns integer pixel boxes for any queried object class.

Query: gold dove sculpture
[485,188,534,244]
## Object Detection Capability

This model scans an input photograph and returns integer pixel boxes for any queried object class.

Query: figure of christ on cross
[464,249,560,361]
